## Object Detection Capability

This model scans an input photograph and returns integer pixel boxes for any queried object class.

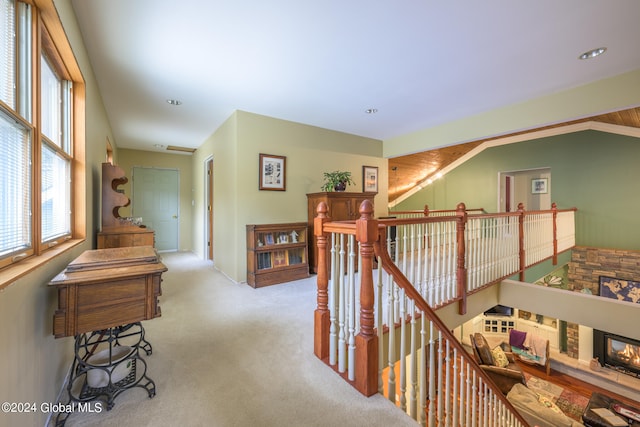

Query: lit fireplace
[593,330,640,378]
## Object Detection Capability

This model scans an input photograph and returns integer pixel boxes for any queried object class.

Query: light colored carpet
[57,252,416,427]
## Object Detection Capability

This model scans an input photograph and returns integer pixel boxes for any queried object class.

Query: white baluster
[347,234,356,381]
[409,300,417,419]
[420,314,427,427]
[387,276,396,403]
[428,321,436,427]
[338,233,346,373]
[377,256,384,393]
[329,233,337,366]
[399,288,407,412]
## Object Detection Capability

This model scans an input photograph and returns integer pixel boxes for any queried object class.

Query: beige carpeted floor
[56,252,416,427]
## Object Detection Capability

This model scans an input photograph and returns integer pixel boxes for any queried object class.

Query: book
[591,408,628,426]
[273,250,287,267]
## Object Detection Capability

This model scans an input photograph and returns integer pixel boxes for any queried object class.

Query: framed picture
[599,276,640,304]
[259,153,286,191]
[531,178,548,194]
[363,166,378,193]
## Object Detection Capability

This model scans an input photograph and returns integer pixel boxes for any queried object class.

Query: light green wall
[0,1,115,426]
[384,69,640,158]
[192,112,239,281]
[115,149,194,251]
[192,111,387,282]
[397,130,640,251]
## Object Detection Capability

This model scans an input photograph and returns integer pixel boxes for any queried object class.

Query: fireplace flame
[618,343,640,367]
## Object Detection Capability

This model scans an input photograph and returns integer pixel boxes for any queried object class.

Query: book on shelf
[273,250,287,267]
[257,252,272,269]
[288,250,303,265]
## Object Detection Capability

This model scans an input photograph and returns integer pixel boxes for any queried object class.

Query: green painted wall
[116,149,194,252]
[192,111,388,282]
[397,130,640,251]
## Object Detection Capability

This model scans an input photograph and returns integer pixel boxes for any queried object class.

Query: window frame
[0,0,86,289]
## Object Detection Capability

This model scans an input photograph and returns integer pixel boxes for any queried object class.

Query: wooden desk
[97,225,155,249]
[49,246,167,338]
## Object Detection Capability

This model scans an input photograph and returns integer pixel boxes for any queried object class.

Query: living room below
[454,246,640,402]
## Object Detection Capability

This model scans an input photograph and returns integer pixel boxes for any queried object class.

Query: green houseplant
[321,171,355,192]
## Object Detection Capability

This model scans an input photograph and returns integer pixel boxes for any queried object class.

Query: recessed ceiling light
[578,47,606,60]
[365,108,378,114]
[166,99,182,106]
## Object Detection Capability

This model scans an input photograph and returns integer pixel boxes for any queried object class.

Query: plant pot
[334,181,346,191]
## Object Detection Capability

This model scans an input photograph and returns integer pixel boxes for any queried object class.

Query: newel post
[355,200,378,396]
[456,203,468,315]
[552,202,558,265]
[423,204,430,217]
[314,202,330,360]
[518,202,526,281]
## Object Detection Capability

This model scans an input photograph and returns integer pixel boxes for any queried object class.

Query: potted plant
[321,171,355,192]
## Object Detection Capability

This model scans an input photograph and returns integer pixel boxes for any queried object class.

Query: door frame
[131,166,180,252]
[204,156,214,261]
[498,167,551,212]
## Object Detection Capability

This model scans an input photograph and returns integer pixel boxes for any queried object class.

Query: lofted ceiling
[69,1,640,202]
[388,107,640,203]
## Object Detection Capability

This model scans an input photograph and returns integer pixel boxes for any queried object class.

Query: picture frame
[599,276,640,304]
[259,153,286,191]
[531,178,548,194]
[363,166,378,193]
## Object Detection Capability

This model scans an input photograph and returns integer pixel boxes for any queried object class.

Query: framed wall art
[531,178,548,194]
[599,276,640,304]
[363,166,378,193]
[259,153,286,191]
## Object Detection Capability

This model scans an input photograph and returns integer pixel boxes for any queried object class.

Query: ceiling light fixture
[578,47,606,60]
[153,144,164,148]
[166,99,182,106]
[365,108,378,114]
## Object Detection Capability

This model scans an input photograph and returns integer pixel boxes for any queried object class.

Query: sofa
[507,383,583,427]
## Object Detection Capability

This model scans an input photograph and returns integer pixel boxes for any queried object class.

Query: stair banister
[313,202,330,360]
[372,224,529,426]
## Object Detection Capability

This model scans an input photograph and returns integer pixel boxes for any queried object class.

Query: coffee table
[582,392,640,427]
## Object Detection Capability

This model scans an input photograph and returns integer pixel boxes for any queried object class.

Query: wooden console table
[49,246,167,425]
[97,225,155,249]
[49,246,166,338]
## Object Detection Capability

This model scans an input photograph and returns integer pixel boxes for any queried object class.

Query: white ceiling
[70,0,640,155]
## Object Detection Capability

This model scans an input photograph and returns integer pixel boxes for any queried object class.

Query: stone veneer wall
[565,323,580,359]
[567,246,640,294]
[565,246,640,359]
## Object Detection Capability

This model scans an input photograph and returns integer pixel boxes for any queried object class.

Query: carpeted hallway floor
[56,252,416,427]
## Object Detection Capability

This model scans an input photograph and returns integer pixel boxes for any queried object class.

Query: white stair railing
[314,201,577,426]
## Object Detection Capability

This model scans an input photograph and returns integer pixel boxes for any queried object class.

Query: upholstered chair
[469,332,526,395]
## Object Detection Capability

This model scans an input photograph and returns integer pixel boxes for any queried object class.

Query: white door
[132,167,179,251]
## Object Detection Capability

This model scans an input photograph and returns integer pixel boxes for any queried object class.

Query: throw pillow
[491,346,509,368]
[509,329,527,349]
[536,393,563,415]
[473,333,494,365]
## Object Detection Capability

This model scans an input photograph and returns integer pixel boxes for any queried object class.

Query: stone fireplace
[593,329,640,379]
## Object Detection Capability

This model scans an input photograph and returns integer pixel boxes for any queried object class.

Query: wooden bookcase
[246,222,309,288]
[306,192,376,273]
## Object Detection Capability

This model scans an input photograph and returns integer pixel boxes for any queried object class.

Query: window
[0,0,85,277]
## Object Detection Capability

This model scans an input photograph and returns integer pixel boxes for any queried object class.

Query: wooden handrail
[372,229,530,426]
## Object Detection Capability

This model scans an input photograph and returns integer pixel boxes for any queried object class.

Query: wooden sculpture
[101,162,131,228]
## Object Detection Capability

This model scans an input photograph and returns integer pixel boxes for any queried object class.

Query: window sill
[0,239,85,291]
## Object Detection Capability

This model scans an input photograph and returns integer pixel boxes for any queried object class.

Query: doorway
[132,167,180,251]
[498,168,551,212]
[205,157,214,261]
